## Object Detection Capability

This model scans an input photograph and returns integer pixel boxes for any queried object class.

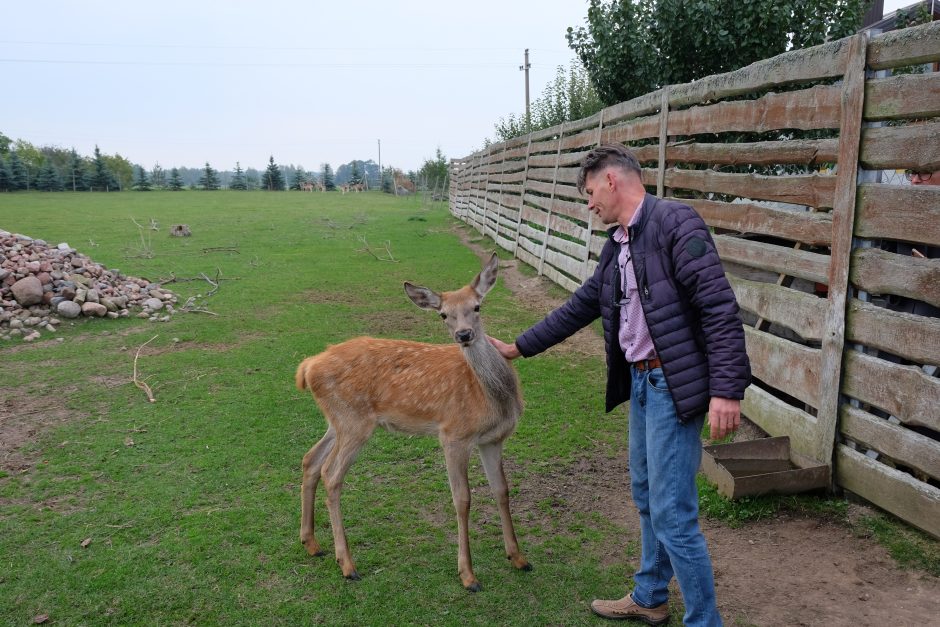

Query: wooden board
[846,298,940,366]
[840,404,940,481]
[744,326,820,408]
[685,198,832,246]
[728,275,826,341]
[850,248,940,309]
[854,184,940,247]
[715,236,830,284]
[664,169,837,208]
[842,349,940,431]
[741,384,822,462]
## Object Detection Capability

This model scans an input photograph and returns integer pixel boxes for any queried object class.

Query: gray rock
[57,300,82,319]
[143,297,164,311]
[81,302,107,317]
[11,275,43,306]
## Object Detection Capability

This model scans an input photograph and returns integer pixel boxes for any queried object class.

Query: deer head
[404,253,498,347]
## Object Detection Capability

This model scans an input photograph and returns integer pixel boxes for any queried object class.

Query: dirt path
[457,229,940,625]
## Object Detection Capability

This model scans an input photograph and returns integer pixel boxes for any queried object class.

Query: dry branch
[356,236,399,262]
[133,335,158,403]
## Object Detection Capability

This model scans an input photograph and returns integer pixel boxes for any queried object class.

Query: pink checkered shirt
[613,202,656,363]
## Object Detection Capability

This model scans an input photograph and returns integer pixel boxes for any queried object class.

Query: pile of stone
[0,230,178,342]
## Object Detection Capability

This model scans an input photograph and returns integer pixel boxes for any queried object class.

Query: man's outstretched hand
[488,336,521,360]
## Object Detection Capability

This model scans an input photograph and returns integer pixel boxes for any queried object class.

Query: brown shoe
[591,593,669,624]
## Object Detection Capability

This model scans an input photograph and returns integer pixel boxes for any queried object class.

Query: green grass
[0,190,936,625]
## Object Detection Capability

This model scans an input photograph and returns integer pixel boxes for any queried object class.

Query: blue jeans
[628,366,721,627]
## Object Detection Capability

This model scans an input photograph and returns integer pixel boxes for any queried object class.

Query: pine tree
[90,145,114,191]
[168,168,184,191]
[37,161,63,191]
[349,161,363,185]
[290,167,308,191]
[263,156,284,190]
[198,162,221,190]
[322,163,335,191]
[67,149,86,191]
[0,155,12,192]
[230,162,247,190]
[7,151,28,190]
[134,165,152,191]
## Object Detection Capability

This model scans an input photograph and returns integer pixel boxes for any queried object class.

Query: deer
[295,253,530,591]
[300,181,314,192]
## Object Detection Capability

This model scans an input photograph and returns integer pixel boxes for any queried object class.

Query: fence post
[538,122,566,276]
[815,32,869,470]
[480,147,491,238]
[513,135,534,258]
[495,143,508,249]
[656,87,671,198]
[581,109,606,281]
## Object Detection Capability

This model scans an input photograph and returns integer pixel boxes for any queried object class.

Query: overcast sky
[1,0,914,174]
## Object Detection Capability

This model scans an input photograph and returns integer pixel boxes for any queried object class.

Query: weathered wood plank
[665,139,839,166]
[741,384,822,462]
[866,20,940,71]
[846,298,940,366]
[859,121,940,171]
[854,184,940,247]
[840,404,940,481]
[669,85,842,135]
[865,72,940,121]
[728,275,826,341]
[664,169,837,208]
[541,261,581,293]
[835,444,940,539]
[684,198,832,246]
[850,248,940,309]
[668,39,849,108]
[601,116,662,144]
[842,349,940,431]
[715,236,830,284]
[744,326,820,408]
[525,179,583,202]
[816,33,868,468]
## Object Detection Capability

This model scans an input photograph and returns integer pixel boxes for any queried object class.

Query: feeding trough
[701,436,829,499]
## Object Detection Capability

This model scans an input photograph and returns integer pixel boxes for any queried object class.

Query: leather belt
[632,357,662,371]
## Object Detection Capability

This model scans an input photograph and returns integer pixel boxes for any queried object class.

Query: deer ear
[470,253,499,298]
[404,282,442,310]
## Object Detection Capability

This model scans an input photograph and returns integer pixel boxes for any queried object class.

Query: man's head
[908,169,939,186]
[578,143,645,226]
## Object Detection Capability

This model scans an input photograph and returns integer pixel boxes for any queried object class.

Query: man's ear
[404,282,442,310]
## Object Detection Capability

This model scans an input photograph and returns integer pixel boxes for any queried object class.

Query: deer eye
[473,306,480,312]
[440,313,447,319]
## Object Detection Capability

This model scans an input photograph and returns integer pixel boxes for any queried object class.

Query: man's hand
[708,397,741,440]
[488,336,521,360]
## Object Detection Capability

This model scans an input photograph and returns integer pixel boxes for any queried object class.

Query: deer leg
[478,442,531,572]
[300,426,335,556]
[442,441,479,591]
[321,426,372,581]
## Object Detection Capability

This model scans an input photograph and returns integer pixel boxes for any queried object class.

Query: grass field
[1,191,936,625]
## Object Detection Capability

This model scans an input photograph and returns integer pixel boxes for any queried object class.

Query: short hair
[577,143,642,193]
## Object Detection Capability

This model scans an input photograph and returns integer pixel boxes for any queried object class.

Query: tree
[151,163,166,190]
[13,140,42,190]
[0,131,12,155]
[66,149,87,191]
[263,155,285,191]
[168,167,184,191]
[7,151,28,190]
[102,153,134,190]
[37,160,63,191]
[230,162,247,190]
[198,162,221,190]
[0,155,13,191]
[90,145,115,191]
[566,0,868,106]
[290,166,309,191]
[321,163,335,191]
[418,147,449,193]
[349,161,363,186]
[134,165,152,191]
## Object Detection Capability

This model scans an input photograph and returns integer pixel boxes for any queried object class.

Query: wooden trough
[701,436,830,499]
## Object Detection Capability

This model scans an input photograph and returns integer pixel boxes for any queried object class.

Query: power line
[0,57,516,69]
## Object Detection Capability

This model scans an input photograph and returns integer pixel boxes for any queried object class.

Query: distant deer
[295,253,530,591]
[300,182,314,192]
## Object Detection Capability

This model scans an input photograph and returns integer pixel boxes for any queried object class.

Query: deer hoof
[345,570,361,581]
[520,562,533,571]
[465,582,482,593]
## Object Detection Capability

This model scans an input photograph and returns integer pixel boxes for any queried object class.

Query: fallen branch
[133,335,159,403]
[356,236,398,263]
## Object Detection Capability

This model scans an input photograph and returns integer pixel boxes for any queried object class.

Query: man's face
[584,169,616,224]
[909,169,939,186]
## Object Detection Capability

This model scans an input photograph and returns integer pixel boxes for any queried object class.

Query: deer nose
[455,329,473,344]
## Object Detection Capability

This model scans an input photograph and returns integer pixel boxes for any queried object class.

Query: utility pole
[520,48,531,133]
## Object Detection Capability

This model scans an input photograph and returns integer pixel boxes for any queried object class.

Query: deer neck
[461,335,522,418]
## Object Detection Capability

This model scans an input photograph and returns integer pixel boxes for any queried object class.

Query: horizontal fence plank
[686,198,832,246]
[729,275,826,341]
[846,298,940,366]
[864,72,940,121]
[664,170,837,208]
[602,116,662,144]
[840,404,940,481]
[867,20,940,70]
[716,236,830,284]
[842,349,940,430]
[741,384,822,461]
[850,247,940,309]
[835,444,940,539]
[668,85,841,135]
[745,326,820,408]
[666,139,839,166]
[668,39,849,108]
[859,121,940,171]
[854,184,940,247]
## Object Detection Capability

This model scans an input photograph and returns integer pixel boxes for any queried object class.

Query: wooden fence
[449,23,940,538]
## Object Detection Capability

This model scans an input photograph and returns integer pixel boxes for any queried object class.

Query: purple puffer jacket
[515,194,751,422]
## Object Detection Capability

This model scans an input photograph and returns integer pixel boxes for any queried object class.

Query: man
[490,144,750,626]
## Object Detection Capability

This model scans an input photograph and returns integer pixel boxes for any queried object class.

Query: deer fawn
[295,253,530,591]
